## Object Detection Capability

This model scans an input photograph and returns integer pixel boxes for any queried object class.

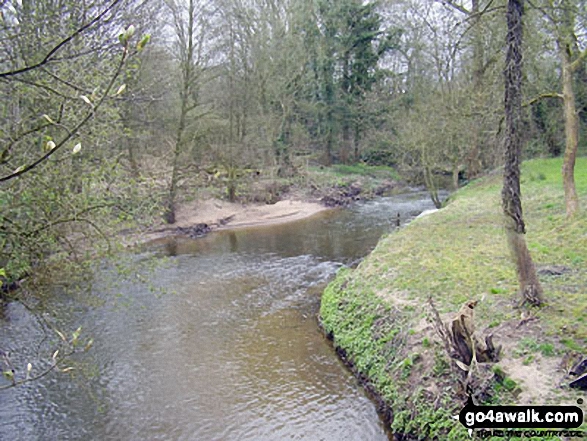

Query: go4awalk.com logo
[456,395,585,438]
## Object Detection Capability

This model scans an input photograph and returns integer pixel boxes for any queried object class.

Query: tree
[525,0,586,217]
[294,0,392,165]
[437,0,506,178]
[548,0,585,218]
[0,0,153,283]
[0,0,155,388]
[502,0,544,306]
[164,0,212,223]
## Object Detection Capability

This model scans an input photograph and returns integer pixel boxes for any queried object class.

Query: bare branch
[0,0,123,78]
[436,0,471,15]
[523,92,564,106]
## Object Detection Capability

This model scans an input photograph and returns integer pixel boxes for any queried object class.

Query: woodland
[1,0,586,307]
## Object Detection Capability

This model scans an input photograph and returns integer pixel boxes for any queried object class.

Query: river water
[0,193,435,441]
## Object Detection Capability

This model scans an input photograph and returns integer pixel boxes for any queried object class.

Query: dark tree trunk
[502,0,544,306]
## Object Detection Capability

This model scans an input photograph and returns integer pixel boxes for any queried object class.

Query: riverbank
[131,198,332,244]
[320,157,587,440]
[125,163,405,245]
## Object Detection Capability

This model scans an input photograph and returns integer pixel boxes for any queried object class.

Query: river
[0,192,436,440]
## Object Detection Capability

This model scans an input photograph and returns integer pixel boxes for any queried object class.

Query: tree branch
[0,46,130,183]
[525,0,555,24]
[0,0,123,78]
[437,0,471,15]
[570,47,587,72]
[523,92,564,107]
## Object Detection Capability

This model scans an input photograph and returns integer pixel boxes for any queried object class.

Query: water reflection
[0,193,435,441]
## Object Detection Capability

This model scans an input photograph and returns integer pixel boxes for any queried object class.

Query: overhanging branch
[0,46,130,183]
[0,0,123,78]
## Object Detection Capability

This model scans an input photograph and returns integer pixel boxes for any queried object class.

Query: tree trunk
[165,109,186,224]
[467,0,484,179]
[452,164,460,190]
[341,124,351,164]
[502,0,544,306]
[424,165,442,209]
[354,122,361,163]
[165,0,196,224]
[561,48,579,218]
[126,137,140,179]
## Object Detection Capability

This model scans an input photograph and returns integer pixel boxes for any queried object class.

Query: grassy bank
[320,158,587,440]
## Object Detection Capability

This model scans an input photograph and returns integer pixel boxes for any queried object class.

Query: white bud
[42,114,55,124]
[126,25,136,39]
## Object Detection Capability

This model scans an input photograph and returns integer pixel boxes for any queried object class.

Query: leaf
[0,149,9,163]
[42,114,55,124]
[61,367,75,373]
[454,359,469,372]
[55,329,67,341]
[137,34,151,51]
[3,370,14,382]
[80,95,92,106]
[115,84,126,96]
[71,326,82,345]
[84,339,94,352]
[13,165,25,174]
[72,143,82,155]
[52,350,59,360]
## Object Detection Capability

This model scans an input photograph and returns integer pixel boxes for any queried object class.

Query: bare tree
[552,0,585,218]
[502,0,544,306]
[164,0,212,223]
[528,0,586,217]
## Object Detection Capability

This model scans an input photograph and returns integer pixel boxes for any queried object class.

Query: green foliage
[560,338,583,352]
[330,163,399,179]
[294,0,397,164]
[320,267,467,438]
[514,338,556,358]
[321,158,587,439]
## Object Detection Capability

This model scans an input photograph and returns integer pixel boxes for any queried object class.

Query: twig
[0,0,123,78]
[0,43,131,182]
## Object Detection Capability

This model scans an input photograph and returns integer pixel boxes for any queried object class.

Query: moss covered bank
[320,158,587,440]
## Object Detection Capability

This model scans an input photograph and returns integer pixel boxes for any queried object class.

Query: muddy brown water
[0,193,436,441]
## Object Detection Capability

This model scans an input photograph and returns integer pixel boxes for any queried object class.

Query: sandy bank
[176,198,329,230]
[131,198,331,245]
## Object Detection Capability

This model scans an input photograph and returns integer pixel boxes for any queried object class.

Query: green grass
[330,163,400,179]
[320,157,587,440]
[307,163,400,181]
